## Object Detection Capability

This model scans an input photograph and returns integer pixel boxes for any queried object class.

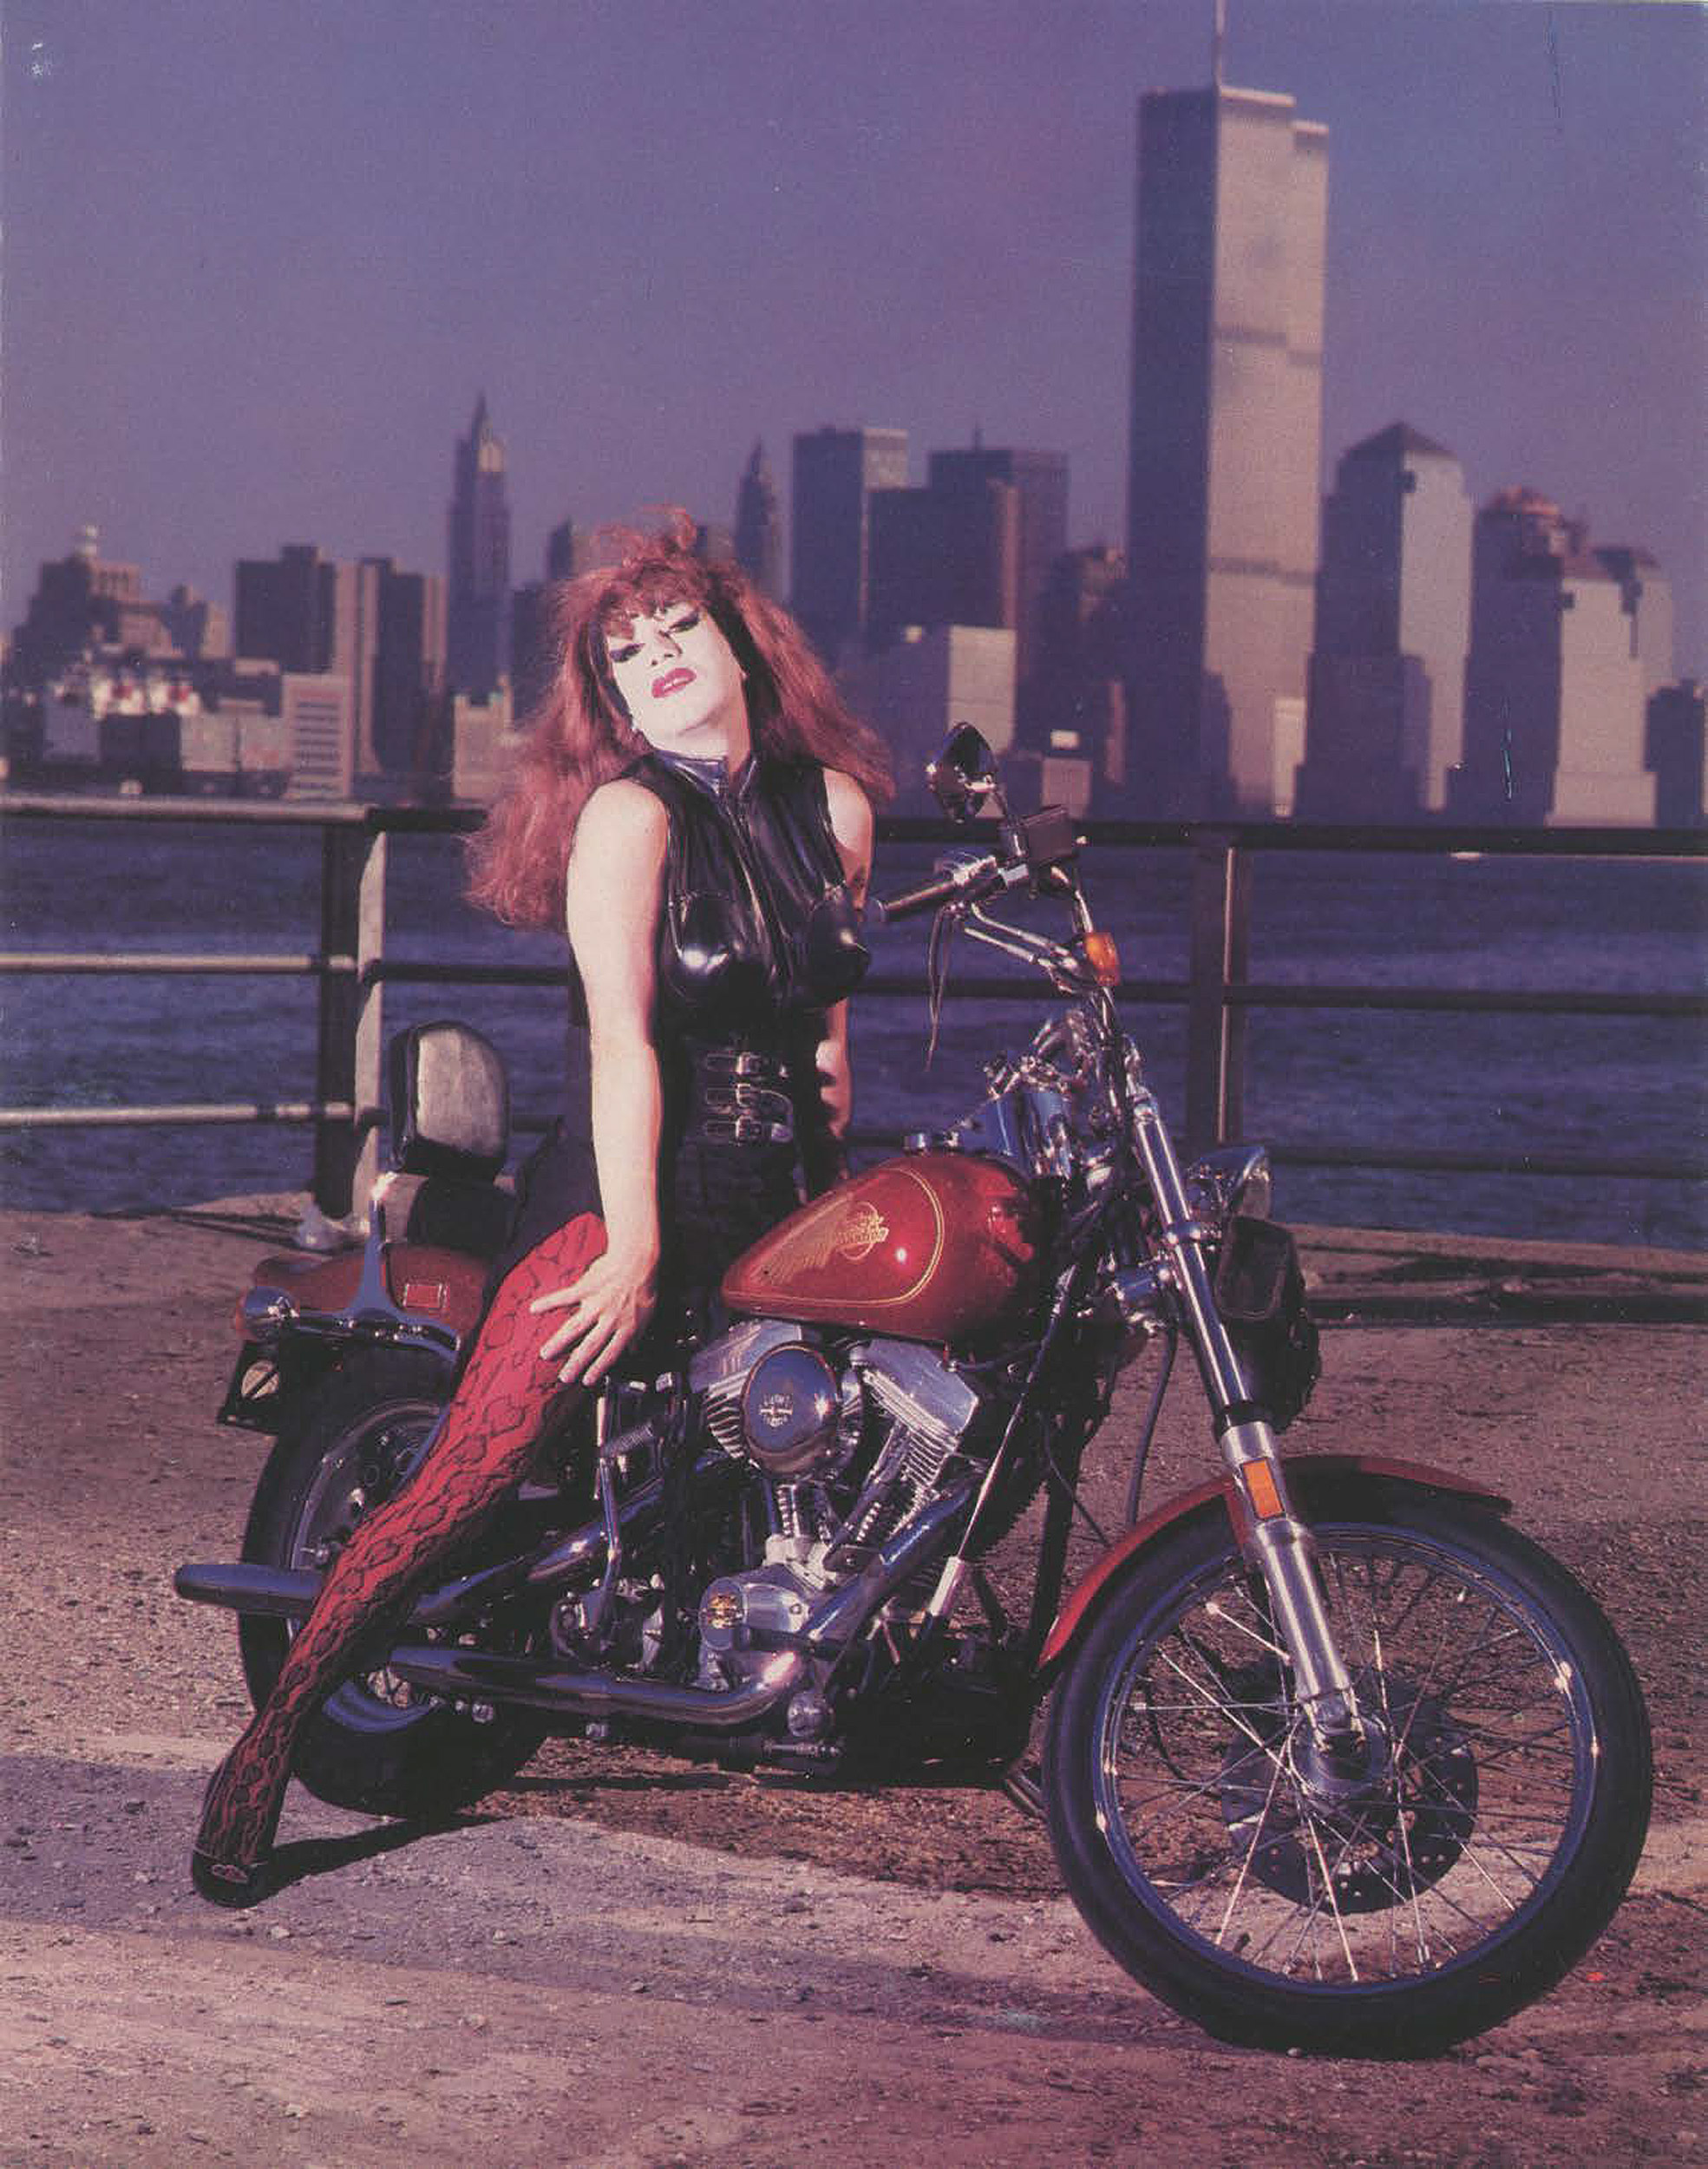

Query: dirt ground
[1,1198,1704,2168]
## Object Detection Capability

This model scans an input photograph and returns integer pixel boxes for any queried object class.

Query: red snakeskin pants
[193,1212,605,1873]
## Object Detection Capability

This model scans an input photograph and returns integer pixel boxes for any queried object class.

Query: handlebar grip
[870,855,999,926]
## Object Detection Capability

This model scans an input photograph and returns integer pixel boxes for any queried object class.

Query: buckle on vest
[693,1113,795,1146]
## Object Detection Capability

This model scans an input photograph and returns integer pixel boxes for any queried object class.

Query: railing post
[1224,840,1251,1143]
[350,825,389,1219]
[1184,831,1251,1151]
[314,819,388,1217]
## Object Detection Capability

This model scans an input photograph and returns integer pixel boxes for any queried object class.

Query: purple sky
[5,1,1705,674]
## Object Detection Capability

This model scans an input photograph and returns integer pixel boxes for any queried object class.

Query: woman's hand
[529,1240,658,1388]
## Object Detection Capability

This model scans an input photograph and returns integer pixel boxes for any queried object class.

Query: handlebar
[869,854,1003,926]
[869,807,1087,927]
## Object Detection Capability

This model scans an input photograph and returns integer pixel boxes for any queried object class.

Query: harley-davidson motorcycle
[178,728,1652,2055]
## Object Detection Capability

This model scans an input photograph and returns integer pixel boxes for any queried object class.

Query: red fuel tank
[721,1150,1042,1345]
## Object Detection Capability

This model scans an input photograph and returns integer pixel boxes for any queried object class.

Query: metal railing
[3,792,1704,1216]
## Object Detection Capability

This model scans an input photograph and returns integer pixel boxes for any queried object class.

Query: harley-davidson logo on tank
[722,1150,1039,1344]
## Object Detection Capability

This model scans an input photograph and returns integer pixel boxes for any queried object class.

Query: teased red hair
[466,511,893,930]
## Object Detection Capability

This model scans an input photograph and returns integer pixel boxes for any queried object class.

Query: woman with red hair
[192,515,890,1904]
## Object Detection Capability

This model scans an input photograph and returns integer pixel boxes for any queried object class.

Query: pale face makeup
[604,599,750,763]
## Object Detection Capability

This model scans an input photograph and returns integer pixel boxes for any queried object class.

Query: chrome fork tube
[1129,1089,1362,1744]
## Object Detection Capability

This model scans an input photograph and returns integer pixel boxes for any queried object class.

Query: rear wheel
[1043,1487,1651,2054]
[239,1347,549,1818]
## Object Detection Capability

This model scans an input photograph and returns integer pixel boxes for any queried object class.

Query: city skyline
[5,2,1704,678]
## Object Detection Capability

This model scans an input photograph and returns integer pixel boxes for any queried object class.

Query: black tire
[1043,1485,1652,2055]
[239,1347,550,1819]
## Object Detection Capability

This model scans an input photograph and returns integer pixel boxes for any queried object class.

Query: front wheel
[239,1347,549,1819]
[1043,1487,1652,2054]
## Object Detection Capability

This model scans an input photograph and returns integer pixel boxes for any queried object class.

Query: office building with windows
[1126,80,1328,814]
[789,425,909,663]
[735,442,783,598]
[1452,489,1664,825]
[1294,423,1474,820]
[926,444,1068,710]
[447,395,512,698]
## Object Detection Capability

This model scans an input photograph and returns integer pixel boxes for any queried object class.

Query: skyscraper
[835,626,1017,812]
[1126,79,1328,815]
[734,442,782,598]
[363,558,448,785]
[233,543,364,786]
[281,673,356,801]
[512,520,607,723]
[867,474,1019,651]
[234,543,338,673]
[1452,489,1661,825]
[1031,543,1134,790]
[447,395,512,698]
[545,519,579,580]
[1294,423,1473,820]
[926,443,1068,709]
[789,425,909,663]
[1646,679,1705,828]
[11,528,147,684]
[233,544,443,790]
[1595,547,1674,701]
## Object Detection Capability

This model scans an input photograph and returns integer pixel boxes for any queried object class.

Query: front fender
[1037,1453,1512,1676]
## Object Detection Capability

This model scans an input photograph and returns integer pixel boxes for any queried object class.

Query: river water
[3,816,1703,1248]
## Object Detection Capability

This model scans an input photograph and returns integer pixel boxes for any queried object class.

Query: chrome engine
[694,1321,862,1481]
[690,1324,982,1530]
[686,1320,986,1694]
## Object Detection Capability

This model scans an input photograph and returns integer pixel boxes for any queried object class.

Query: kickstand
[1000,1759,1045,1821]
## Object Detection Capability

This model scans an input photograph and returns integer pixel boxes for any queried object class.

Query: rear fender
[232,1241,490,1339]
[1037,1453,1512,1677]
[218,1238,480,1432]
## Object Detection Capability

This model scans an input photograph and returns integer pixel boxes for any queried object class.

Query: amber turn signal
[1081,929,1122,986]
[1243,1459,1286,1520]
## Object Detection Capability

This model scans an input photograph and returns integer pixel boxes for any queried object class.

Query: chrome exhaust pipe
[172,1451,737,1625]
[180,1465,972,1732]
[383,1480,976,1725]
[173,1556,530,1627]
[174,1563,320,1616]
[383,1642,805,1730]
[170,1559,520,1626]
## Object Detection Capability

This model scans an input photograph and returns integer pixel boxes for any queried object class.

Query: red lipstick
[651,667,694,698]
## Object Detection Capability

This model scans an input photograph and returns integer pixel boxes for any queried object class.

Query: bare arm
[815,769,876,1144]
[530,779,669,1386]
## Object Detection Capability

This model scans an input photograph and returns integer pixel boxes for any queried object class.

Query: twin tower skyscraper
[1126,80,1328,817]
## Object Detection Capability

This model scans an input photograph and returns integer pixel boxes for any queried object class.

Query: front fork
[1131,1089,1364,1753]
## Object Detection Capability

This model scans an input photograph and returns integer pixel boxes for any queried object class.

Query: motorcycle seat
[375,1169,514,1260]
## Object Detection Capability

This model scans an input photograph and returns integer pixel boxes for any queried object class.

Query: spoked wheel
[1043,1486,1652,2054]
[240,1348,548,1818]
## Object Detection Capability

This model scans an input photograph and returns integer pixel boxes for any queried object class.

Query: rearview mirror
[926,724,1005,825]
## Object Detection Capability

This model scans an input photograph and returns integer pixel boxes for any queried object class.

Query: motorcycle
[178,726,1652,2055]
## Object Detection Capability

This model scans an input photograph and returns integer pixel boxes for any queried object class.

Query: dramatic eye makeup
[605,603,702,667]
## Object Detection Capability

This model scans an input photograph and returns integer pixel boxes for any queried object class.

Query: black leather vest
[554,746,867,1170]
[626,750,868,1031]
[507,751,868,1307]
